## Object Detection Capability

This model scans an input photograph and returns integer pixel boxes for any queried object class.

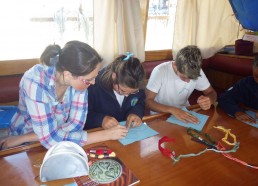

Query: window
[0,0,93,60]
[0,0,177,61]
[145,0,177,51]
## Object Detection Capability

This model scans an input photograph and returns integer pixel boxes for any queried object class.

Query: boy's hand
[197,95,211,110]
[170,107,199,124]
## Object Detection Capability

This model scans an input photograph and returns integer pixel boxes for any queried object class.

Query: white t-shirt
[114,90,124,107]
[146,61,210,108]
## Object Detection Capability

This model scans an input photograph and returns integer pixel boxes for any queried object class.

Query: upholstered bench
[205,54,253,91]
[0,54,253,107]
[0,75,22,105]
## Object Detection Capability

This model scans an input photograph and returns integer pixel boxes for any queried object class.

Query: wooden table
[1,106,258,186]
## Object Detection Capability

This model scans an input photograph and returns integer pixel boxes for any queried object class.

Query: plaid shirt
[9,64,88,149]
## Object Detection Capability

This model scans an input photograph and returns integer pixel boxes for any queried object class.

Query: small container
[235,39,254,56]
[40,141,89,182]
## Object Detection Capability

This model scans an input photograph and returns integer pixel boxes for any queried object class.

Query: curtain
[93,0,145,65]
[172,0,245,59]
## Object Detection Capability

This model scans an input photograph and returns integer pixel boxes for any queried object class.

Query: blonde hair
[175,45,202,79]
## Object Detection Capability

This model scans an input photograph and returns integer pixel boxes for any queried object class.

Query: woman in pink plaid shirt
[0,41,128,149]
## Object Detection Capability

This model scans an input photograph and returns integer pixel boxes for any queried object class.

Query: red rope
[217,142,258,169]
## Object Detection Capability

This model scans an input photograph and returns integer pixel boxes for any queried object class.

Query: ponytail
[40,45,62,66]
[39,41,102,76]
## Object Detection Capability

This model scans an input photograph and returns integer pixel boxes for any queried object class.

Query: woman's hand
[106,125,128,140]
[170,107,199,124]
[0,136,25,150]
[126,114,142,128]
[102,116,119,129]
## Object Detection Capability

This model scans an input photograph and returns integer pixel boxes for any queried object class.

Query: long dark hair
[100,55,145,90]
[40,40,102,76]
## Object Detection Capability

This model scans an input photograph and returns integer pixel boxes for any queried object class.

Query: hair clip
[50,54,59,66]
[123,52,134,61]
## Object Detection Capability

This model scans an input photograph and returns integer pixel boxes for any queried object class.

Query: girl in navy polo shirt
[84,53,145,130]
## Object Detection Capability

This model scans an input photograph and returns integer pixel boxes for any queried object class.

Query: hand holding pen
[126,114,142,129]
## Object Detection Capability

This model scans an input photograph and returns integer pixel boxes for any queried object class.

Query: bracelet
[158,136,176,158]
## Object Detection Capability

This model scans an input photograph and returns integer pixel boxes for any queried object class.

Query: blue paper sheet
[166,107,209,131]
[118,121,159,145]
[245,110,258,128]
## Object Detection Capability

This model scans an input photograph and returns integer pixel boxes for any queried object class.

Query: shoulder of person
[22,64,46,83]
[237,76,254,85]
[153,61,173,72]
[24,64,43,75]
[226,76,254,91]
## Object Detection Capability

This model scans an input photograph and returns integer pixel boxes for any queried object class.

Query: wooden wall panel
[0,59,39,76]
[205,68,243,90]
[145,50,173,61]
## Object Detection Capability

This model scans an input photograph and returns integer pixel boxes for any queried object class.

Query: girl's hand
[102,116,119,129]
[126,114,142,129]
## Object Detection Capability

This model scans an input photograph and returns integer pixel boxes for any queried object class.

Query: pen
[130,121,134,128]
[191,137,217,149]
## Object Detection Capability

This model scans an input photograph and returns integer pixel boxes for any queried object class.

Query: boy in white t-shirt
[146,45,217,123]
